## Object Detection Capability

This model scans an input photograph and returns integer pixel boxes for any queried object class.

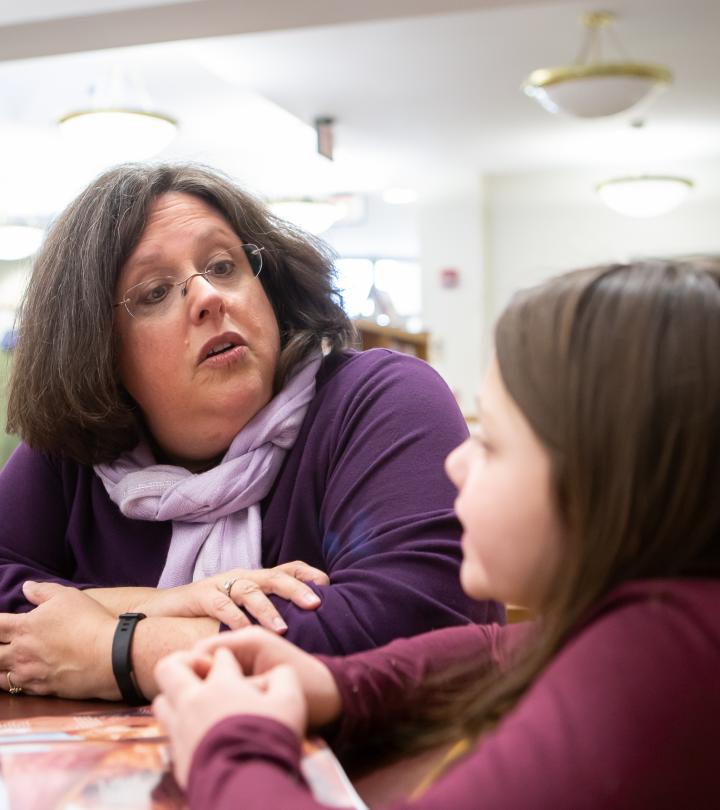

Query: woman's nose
[184,273,225,322]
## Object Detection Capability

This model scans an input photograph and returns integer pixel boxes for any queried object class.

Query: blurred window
[335,257,421,321]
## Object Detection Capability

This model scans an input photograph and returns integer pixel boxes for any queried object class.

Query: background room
[1,0,719,466]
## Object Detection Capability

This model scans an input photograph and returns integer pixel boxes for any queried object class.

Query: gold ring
[7,672,23,696]
[221,577,239,599]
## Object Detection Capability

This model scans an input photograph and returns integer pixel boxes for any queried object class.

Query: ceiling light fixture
[596,175,693,218]
[0,225,44,261]
[524,11,672,118]
[58,66,178,165]
[58,109,177,163]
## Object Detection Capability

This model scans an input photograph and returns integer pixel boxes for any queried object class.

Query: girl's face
[445,357,562,611]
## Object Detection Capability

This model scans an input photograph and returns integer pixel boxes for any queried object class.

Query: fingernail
[302,593,321,606]
[272,617,288,632]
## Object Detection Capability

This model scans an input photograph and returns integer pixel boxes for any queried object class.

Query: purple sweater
[0,349,501,652]
[188,578,720,809]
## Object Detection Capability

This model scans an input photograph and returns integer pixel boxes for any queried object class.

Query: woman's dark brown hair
[7,163,353,465]
[378,258,720,760]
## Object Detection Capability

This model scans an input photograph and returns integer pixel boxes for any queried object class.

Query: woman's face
[445,357,562,611]
[114,192,281,470]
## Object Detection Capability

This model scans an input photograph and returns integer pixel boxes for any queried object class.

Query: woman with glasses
[0,163,500,701]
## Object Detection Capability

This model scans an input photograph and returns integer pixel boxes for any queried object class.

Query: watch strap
[111,612,147,705]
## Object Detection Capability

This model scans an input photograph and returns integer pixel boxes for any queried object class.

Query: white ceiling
[0,0,718,218]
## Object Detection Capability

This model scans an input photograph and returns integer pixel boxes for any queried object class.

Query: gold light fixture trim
[596,175,694,193]
[526,62,672,89]
[58,108,178,126]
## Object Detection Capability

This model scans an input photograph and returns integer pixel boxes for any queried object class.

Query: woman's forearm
[85,586,159,614]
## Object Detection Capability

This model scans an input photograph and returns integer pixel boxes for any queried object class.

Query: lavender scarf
[95,352,322,587]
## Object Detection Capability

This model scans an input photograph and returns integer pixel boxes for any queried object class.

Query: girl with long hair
[154,259,720,808]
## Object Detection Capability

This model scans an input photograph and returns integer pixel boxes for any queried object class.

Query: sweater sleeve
[0,444,92,611]
[317,623,522,747]
[186,588,720,809]
[266,352,504,654]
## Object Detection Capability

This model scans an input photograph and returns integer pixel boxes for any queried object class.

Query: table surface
[0,694,448,807]
[0,693,130,721]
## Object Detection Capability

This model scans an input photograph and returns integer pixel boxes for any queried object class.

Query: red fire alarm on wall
[440,267,460,289]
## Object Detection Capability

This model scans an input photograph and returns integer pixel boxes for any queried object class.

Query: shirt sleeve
[187,591,720,809]
[267,352,504,654]
[317,623,523,747]
[0,444,92,611]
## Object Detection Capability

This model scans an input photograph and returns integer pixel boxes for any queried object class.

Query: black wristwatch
[111,612,147,705]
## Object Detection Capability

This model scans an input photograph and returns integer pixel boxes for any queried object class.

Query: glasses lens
[126,276,177,318]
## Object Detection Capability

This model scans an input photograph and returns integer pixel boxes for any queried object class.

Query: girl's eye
[469,430,492,453]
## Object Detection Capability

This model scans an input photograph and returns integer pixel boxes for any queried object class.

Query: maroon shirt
[188,578,720,809]
[0,350,501,652]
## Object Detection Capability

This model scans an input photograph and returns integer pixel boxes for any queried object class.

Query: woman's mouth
[198,332,247,366]
[201,344,248,368]
[206,341,235,358]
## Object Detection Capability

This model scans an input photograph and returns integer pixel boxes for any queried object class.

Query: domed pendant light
[58,109,177,163]
[524,11,672,118]
[58,66,178,165]
[596,175,693,218]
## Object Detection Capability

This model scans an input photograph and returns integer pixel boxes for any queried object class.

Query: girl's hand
[134,561,329,632]
[154,648,307,789]
[192,626,342,729]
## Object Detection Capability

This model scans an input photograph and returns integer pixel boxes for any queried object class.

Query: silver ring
[221,577,239,599]
[7,672,23,696]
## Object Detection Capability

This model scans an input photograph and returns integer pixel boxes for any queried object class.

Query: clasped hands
[0,561,328,699]
[153,628,342,789]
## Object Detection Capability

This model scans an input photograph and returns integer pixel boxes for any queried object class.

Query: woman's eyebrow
[127,251,164,270]
[124,227,239,274]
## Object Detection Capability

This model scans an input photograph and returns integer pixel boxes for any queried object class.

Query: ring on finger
[220,577,239,599]
[6,672,23,697]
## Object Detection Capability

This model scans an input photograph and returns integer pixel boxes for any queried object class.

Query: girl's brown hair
[381,258,720,758]
[7,163,353,465]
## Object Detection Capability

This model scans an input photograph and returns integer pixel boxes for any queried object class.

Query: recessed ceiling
[0,0,718,215]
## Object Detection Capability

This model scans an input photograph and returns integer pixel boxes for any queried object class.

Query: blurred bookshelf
[353,319,429,361]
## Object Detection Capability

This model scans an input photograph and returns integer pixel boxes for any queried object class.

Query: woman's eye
[208,259,236,279]
[139,282,172,305]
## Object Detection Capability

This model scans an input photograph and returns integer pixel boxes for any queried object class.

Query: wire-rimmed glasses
[113,243,264,319]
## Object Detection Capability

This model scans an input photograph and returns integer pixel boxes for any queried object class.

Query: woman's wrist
[130,616,221,699]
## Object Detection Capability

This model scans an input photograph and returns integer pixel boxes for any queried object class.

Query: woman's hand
[132,561,329,633]
[192,626,341,729]
[0,581,119,700]
[154,648,307,789]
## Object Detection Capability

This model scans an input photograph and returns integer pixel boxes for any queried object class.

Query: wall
[417,179,486,413]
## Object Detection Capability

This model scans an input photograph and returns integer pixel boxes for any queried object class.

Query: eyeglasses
[114,243,264,319]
